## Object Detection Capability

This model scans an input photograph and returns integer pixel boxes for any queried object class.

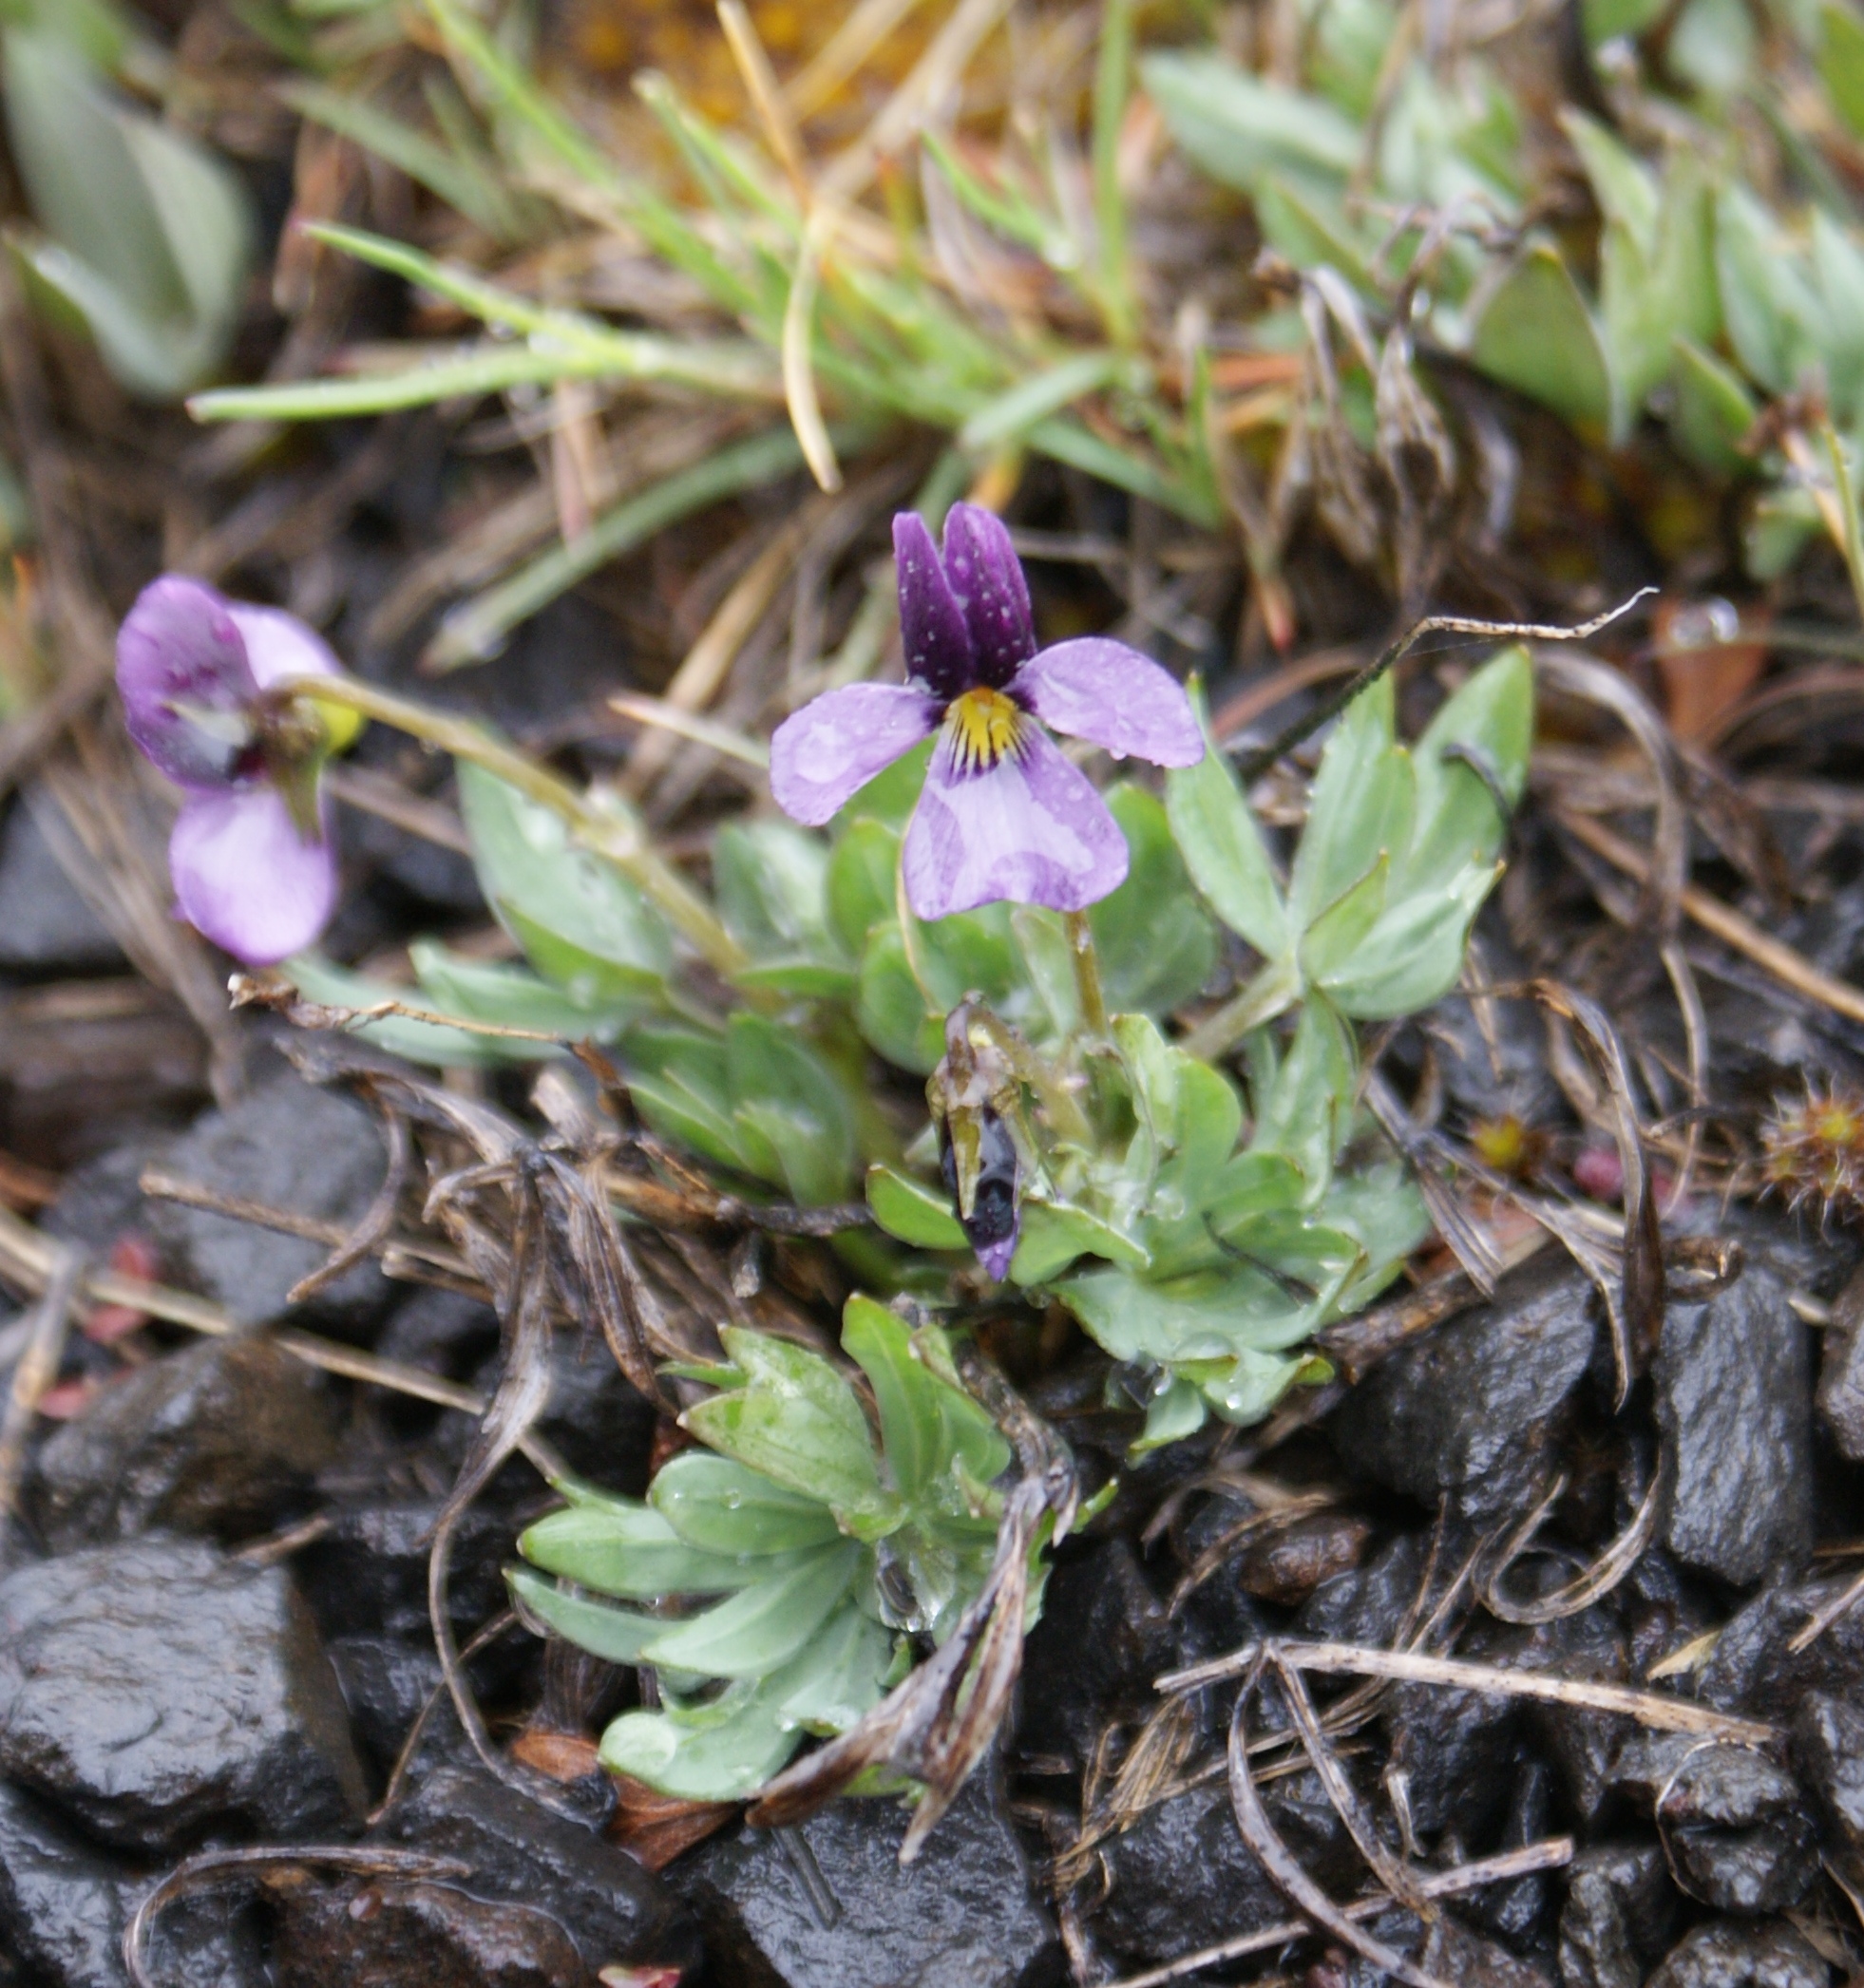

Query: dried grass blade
[288,1106,412,1304]
[1225,1660,1453,1988]
[1169,1640,1779,1747]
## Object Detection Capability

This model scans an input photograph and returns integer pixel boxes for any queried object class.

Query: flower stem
[1064,910,1108,1038]
[284,676,748,976]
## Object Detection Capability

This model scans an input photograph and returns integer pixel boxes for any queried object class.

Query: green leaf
[1251,998,1357,1199]
[650,1452,843,1555]
[1299,850,1392,982]
[1141,52,1360,197]
[842,1295,946,1500]
[856,926,942,1072]
[715,821,844,967]
[1670,335,1757,476]
[1091,786,1219,1014]
[457,763,671,1002]
[1715,185,1826,397]
[520,1502,778,1598]
[1160,1056,1246,1192]
[866,1164,967,1250]
[1134,1374,1208,1453]
[1562,111,1657,256]
[3,27,251,400]
[640,1541,861,1678]
[726,1012,855,1205]
[1823,0,1864,137]
[1404,643,1533,888]
[827,818,902,953]
[1166,686,1288,960]
[1814,210,1864,423]
[284,952,499,1068]
[409,940,632,1039]
[685,1330,895,1526]
[505,1564,662,1663]
[1316,861,1497,1018]
[777,1600,893,1732]
[1011,1202,1151,1284]
[1060,1262,1322,1364]
[1289,672,1411,939]
[1469,242,1613,432]
[598,1672,804,1801]
[1196,1347,1323,1425]
[622,1025,751,1175]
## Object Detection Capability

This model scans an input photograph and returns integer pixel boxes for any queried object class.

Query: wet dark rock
[0,1781,272,1988]
[1422,969,1558,1129]
[372,1736,700,1981]
[39,1136,167,1256]
[1468,1757,1556,1942]
[1018,1538,1174,1769]
[1655,1264,1814,1586]
[0,1775,134,1988]
[1645,1919,1829,1988]
[1236,1513,1374,1606]
[1605,1730,1702,1814]
[1296,1531,1431,1645]
[327,1633,446,1772]
[1793,1691,1864,1846]
[1391,1606,1626,1843]
[530,1335,656,1488]
[376,1287,501,1378]
[32,1338,339,1549]
[676,1775,1058,1988]
[145,1072,392,1332]
[0,1536,367,1851]
[1327,1259,1598,1523]
[1091,1771,1357,1968]
[1558,1840,1678,1988]
[1419,1915,1552,1988]
[1174,1493,1273,1655]
[0,797,127,977]
[1816,1264,1864,1460]
[1656,1747,1816,1913]
[276,1876,594,1988]
[297,1500,511,1644]
[1699,1575,1864,1713]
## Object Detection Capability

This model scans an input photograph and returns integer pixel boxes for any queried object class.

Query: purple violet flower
[117,576,345,966]
[770,504,1203,919]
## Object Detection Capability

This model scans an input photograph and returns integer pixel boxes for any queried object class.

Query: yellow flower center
[946,687,1023,774]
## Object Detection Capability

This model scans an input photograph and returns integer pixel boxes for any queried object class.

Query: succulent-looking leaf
[1165,685,1288,960]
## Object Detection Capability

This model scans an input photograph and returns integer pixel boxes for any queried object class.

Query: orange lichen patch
[560,0,918,130]
[946,685,1023,772]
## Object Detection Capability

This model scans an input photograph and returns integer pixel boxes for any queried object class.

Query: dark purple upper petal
[770,682,940,826]
[941,503,1036,688]
[116,575,259,790]
[1014,637,1204,767]
[168,784,337,965]
[893,512,975,699]
[902,718,1129,919]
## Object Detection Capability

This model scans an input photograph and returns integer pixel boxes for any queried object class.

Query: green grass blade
[280,81,519,239]
[428,424,872,669]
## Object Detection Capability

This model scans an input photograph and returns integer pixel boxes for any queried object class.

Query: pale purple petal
[903,722,1129,918]
[168,785,337,966]
[941,503,1035,687]
[893,512,974,699]
[770,683,940,826]
[975,1233,1018,1281]
[116,575,257,790]
[1014,638,1204,767]
[226,603,342,691]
